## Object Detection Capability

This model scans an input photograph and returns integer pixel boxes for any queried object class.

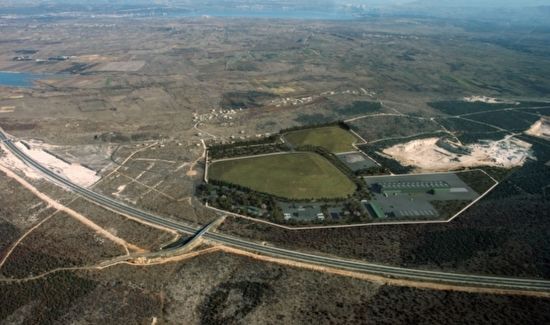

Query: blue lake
[0,71,44,88]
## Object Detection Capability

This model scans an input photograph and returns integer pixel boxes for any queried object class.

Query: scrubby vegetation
[361,286,550,324]
[294,113,335,125]
[200,281,272,324]
[0,222,20,256]
[281,120,350,133]
[1,247,76,279]
[428,100,549,115]
[97,131,161,143]
[430,200,471,219]
[1,272,97,324]
[349,115,443,142]
[339,100,382,115]
[429,101,515,115]
[197,181,284,221]
[437,117,496,133]
[488,135,550,197]
[466,110,541,131]
[219,193,550,279]
[209,143,287,160]
[220,91,278,109]
[293,101,381,125]
[207,135,283,159]
[354,166,391,176]
[456,170,497,194]
[435,117,508,144]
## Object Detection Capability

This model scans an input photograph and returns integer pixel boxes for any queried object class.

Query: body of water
[0,71,45,88]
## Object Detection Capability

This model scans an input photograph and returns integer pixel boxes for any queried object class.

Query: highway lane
[1,130,550,292]
[204,232,550,290]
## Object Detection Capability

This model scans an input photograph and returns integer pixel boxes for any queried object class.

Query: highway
[2,130,550,292]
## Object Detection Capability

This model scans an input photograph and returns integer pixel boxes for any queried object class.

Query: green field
[283,126,359,153]
[208,152,356,200]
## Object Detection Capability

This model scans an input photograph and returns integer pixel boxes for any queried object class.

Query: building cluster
[270,87,376,108]
[12,55,72,62]
[373,180,452,196]
[193,108,240,124]
[273,96,314,107]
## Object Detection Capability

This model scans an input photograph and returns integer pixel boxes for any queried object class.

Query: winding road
[1,130,550,293]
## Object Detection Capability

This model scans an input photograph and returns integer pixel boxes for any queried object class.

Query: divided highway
[2,130,550,292]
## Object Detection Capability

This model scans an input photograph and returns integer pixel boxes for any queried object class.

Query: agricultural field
[208,152,356,200]
[283,126,359,153]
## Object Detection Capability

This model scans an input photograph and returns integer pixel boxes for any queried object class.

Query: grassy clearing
[209,152,356,200]
[283,126,358,153]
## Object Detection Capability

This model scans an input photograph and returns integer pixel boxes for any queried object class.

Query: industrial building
[367,201,386,218]
[363,173,481,221]
[373,180,451,196]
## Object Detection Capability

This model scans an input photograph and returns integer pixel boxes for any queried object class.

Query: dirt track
[0,161,144,255]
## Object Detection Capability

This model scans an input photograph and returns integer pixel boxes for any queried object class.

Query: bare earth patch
[525,117,550,141]
[462,96,517,104]
[0,106,15,113]
[13,141,99,187]
[94,61,146,72]
[382,136,533,172]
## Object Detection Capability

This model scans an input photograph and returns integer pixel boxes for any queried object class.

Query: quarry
[382,135,534,172]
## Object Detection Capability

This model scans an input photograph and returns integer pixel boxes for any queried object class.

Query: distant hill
[406,0,549,7]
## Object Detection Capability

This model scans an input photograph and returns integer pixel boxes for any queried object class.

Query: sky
[4,0,548,6]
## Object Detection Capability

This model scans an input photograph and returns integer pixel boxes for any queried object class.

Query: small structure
[279,202,324,221]
[368,202,386,219]
[246,206,264,217]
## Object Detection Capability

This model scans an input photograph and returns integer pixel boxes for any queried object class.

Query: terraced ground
[283,126,359,153]
[208,152,356,200]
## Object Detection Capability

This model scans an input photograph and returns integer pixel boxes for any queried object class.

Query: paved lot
[336,151,378,171]
[364,173,479,219]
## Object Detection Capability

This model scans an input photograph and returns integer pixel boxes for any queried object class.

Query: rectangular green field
[208,152,356,200]
[283,126,359,153]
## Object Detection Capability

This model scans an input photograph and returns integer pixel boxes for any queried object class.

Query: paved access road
[2,130,550,292]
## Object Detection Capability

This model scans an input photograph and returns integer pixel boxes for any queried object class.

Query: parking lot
[364,173,480,219]
[336,151,378,171]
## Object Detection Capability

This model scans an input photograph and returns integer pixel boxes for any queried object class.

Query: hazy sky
[5,0,548,6]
